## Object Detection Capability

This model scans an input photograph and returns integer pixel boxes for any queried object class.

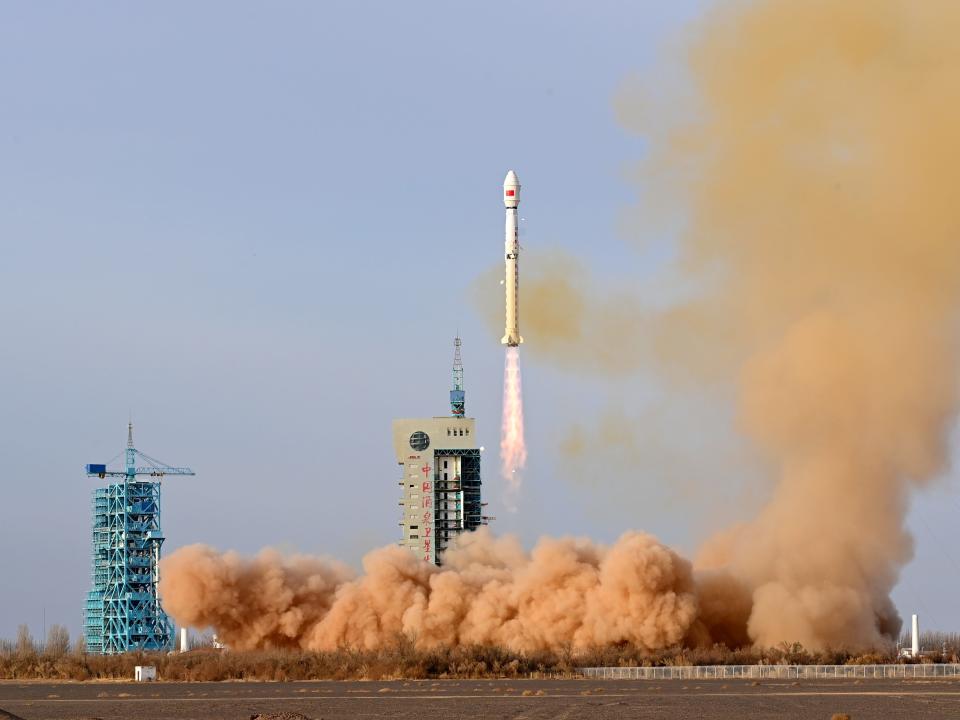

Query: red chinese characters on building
[420,463,435,562]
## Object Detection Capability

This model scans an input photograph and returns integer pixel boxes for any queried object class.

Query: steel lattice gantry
[83,424,194,655]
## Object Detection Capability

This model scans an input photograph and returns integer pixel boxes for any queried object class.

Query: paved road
[2,677,959,719]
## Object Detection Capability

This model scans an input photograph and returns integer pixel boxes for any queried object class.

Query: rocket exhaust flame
[500,346,526,510]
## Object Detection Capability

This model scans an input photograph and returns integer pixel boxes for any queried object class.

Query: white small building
[134,665,157,682]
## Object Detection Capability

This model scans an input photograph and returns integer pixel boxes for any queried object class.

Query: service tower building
[392,337,488,565]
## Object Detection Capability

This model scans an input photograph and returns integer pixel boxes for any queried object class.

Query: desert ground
[1,677,959,719]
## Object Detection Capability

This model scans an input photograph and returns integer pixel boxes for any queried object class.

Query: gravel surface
[1,677,959,719]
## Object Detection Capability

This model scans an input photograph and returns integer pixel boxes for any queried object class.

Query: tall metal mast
[450,336,465,417]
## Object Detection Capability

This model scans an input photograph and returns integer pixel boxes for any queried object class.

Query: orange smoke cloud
[470,251,654,376]
[616,0,960,649]
[479,0,960,650]
[161,529,701,653]
[163,0,960,653]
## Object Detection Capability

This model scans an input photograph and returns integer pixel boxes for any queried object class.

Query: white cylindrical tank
[501,170,523,347]
[912,613,919,657]
[180,627,189,653]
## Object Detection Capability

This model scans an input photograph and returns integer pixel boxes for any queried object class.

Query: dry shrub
[0,640,938,681]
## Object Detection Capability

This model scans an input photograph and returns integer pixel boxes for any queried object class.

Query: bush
[0,637,937,681]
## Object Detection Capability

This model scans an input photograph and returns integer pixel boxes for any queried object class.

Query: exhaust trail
[500,346,526,510]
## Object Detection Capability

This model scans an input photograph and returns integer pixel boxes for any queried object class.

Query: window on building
[409,431,430,451]
[410,534,419,539]
[410,525,419,530]
[444,472,448,481]
[443,460,448,469]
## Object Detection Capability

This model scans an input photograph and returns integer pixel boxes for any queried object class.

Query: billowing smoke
[625,0,960,649]
[470,250,655,376]
[160,529,700,652]
[163,0,960,652]
[484,0,960,649]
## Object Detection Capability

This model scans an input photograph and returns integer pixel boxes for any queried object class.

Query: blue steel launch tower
[83,424,194,654]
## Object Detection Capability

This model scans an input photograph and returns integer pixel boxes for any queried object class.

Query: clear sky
[1,1,958,643]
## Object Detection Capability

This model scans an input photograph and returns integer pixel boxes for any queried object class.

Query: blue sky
[1,1,957,642]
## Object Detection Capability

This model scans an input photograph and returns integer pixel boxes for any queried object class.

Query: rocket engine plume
[500,346,526,510]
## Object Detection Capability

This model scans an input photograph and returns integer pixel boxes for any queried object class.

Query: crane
[86,422,195,480]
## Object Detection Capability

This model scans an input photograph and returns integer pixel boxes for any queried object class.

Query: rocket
[501,170,523,347]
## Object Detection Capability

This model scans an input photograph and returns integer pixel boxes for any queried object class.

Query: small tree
[15,625,35,657]
[73,633,86,657]
[45,625,70,658]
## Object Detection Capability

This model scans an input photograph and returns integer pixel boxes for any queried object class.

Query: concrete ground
[2,677,959,719]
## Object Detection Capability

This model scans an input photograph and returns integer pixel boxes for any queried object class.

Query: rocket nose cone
[503,170,521,207]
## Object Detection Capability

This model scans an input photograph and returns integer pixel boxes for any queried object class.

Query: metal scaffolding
[83,424,193,654]
[433,448,485,556]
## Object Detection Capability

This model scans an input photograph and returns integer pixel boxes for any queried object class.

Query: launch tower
[83,424,193,654]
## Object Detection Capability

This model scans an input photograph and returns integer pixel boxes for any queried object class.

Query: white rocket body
[501,170,523,347]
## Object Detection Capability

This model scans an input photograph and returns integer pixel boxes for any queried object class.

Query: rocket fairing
[501,170,523,347]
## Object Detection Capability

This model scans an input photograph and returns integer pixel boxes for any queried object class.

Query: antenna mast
[450,336,465,417]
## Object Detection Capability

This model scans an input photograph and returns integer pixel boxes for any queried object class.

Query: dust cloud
[621,0,960,649]
[470,251,654,376]
[483,0,960,649]
[161,529,700,652]
[165,0,960,652]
